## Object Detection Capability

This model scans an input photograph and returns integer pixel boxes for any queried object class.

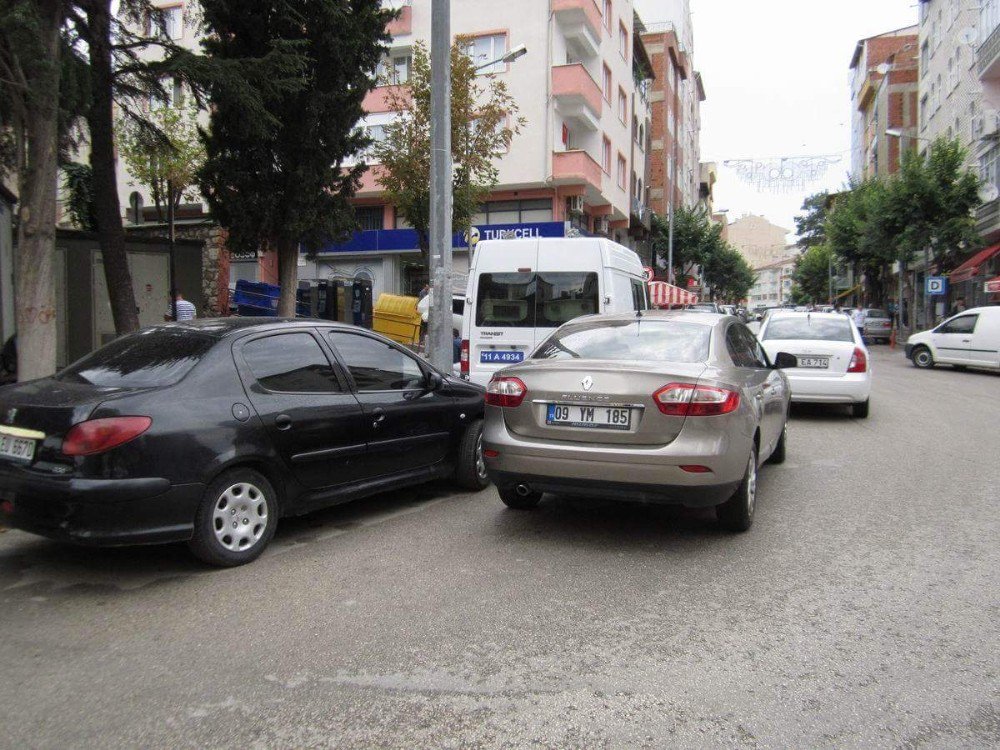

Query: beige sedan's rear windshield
[534,320,711,362]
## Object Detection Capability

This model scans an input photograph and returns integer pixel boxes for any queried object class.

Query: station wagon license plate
[0,434,35,462]
[480,351,524,364]
[546,404,632,431]
[797,356,830,369]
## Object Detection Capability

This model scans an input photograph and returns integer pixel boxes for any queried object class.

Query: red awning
[950,244,1000,283]
[648,281,698,307]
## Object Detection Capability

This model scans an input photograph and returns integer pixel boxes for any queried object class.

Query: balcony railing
[552,63,603,127]
[979,22,1000,77]
[552,149,603,192]
[552,0,602,57]
[977,197,1000,238]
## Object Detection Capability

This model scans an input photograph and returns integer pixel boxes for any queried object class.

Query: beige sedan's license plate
[0,434,35,462]
[546,404,632,430]
[798,356,830,369]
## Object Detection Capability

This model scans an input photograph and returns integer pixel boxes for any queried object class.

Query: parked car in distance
[0,320,488,566]
[482,311,792,531]
[757,311,871,418]
[906,306,1000,371]
[861,308,892,344]
[461,237,648,386]
[683,302,722,313]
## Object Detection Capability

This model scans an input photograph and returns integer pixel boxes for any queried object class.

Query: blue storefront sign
[313,221,567,255]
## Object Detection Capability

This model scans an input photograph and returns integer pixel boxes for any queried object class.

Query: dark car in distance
[0,319,488,566]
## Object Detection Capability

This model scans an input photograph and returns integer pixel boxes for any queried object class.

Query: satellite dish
[960,27,978,46]
[875,62,891,76]
[979,183,999,203]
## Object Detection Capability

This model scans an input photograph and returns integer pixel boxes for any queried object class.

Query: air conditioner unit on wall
[567,195,585,214]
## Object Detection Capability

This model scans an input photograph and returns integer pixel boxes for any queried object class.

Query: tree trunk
[14,0,63,381]
[277,239,299,318]
[86,0,140,335]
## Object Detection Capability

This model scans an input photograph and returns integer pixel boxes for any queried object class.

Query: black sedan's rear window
[57,329,216,387]
[533,319,711,363]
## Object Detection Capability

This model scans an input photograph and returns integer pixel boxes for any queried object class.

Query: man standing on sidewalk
[851,303,866,342]
[164,291,197,322]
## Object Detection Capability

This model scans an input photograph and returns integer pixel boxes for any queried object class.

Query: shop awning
[648,281,698,307]
[836,283,861,300]
[949,244,1000,284]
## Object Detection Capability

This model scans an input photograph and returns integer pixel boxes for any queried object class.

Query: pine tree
[198,0,394,317]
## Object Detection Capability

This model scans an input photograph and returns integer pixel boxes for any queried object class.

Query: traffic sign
[925,276,947,296]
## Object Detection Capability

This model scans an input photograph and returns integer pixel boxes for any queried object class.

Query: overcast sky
[637,0,920,240]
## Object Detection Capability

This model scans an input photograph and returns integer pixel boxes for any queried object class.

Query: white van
[460,237,649,385]
[906,305,1000,370]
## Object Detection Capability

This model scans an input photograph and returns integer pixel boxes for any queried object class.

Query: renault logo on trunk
[581,376,594,391]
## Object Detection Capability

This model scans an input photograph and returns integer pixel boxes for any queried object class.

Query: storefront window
[472,199,553,225]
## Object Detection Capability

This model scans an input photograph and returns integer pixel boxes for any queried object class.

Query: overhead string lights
[722,154,844,194]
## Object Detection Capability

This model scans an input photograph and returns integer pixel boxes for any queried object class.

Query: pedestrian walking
[949,296,967,317]
[165,291,197,322]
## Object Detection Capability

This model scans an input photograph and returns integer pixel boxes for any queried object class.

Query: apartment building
[747,257,797,309]
[850,27,919,178]
[726,214,791,270]
[308,0,657,296]
[639,0,703,217]
[965,0,1000,296]
[918,0,982,169]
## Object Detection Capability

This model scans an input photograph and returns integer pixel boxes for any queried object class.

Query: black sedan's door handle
[274,414,293,430]
[372,408,386,429]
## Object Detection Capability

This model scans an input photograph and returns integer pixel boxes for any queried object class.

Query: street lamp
[475,43,527,71]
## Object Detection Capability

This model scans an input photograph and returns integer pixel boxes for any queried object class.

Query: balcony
[629,197,652,231]
[552,63,602,131]
[977,197,1000,241]
[552,0,601,58]
[552,149,603,193]
[383,0,412,37]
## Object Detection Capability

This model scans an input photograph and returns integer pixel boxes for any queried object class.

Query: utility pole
[667,132,677,284]
[168,178,177,322]
[426,0,453,371]
[827,253,833,305]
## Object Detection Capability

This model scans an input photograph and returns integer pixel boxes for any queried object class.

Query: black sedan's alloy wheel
[454,420,491,491]
[189,468,278,567]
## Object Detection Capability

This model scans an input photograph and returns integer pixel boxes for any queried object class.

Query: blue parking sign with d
[925,276,947,296]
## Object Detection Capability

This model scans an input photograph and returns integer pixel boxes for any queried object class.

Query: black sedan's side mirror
[426,371,445,391]
[773,352,797,369]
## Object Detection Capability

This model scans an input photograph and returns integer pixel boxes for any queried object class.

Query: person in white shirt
[165,292,197,322]
[851,303,866,340]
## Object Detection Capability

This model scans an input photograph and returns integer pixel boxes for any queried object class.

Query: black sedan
[0,319,487,566]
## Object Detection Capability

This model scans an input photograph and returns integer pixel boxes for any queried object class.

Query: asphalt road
[1,349,998,749]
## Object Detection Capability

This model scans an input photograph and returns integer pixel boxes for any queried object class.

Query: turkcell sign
[314,221,566,255]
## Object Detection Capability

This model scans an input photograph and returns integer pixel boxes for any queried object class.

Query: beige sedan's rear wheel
[716,445,757,532]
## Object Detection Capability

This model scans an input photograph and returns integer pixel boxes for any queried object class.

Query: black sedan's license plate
[546,404,632,430]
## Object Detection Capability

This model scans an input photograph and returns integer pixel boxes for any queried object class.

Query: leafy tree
[0,0,79,379]
[650,205,726,284]
[199,0,394,317]
[794,191,829,249]
[117,104,205,222]
[826,177,896,305]
[791,244,834,303]
[373,40,524,257]
[702,244,755,303]
[62,161,98,231]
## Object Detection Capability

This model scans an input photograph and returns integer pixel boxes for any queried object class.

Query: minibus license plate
[546,404,632,430]
[480,351,524,364]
